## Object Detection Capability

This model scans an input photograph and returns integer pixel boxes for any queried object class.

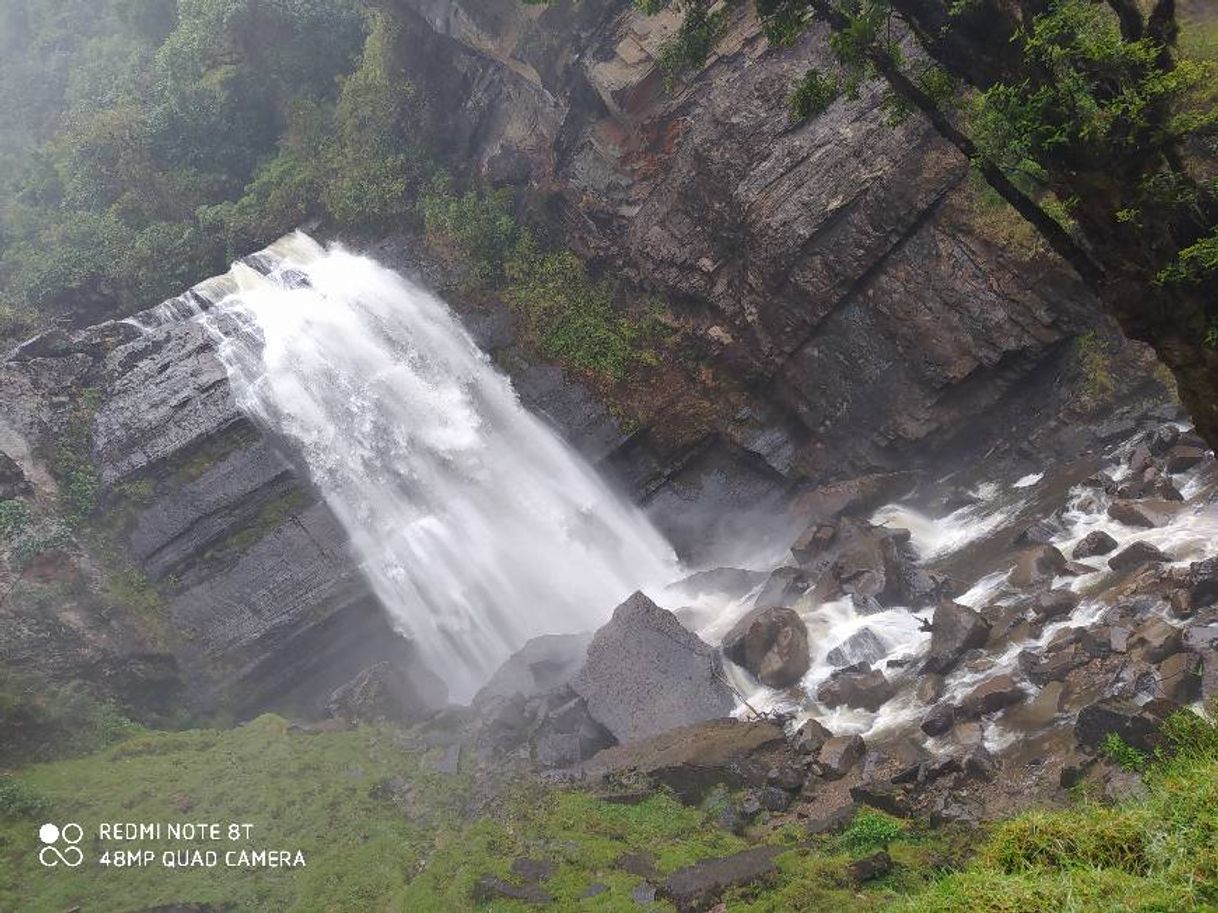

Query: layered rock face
[388,0,1099,484]
[0,319,441,720]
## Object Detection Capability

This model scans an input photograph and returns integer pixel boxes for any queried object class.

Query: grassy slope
[1,712,1216,913]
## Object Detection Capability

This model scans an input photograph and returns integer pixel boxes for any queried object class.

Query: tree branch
[805,0,1106,287]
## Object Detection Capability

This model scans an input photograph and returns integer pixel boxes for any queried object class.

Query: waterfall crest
[144,233,677,701]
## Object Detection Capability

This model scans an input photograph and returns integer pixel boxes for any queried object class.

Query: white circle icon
[38,822,84,868]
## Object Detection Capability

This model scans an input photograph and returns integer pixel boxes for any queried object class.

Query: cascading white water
[144,233,677,701]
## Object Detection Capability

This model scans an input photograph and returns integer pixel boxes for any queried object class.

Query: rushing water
[136,233,676,701]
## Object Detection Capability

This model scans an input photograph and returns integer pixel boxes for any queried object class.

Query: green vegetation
[0,0,434,330]
[419,184,673,382]
[656,1,730,85]
[0,705,1215,911]
[789,68,839,121]
[0,499,31,541]
[1076,330,1115,400]
[0,671,139,767]
[840,808,908,852]
[1103,732,1149,773]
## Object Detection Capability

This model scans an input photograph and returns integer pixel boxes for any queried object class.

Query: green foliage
[0,499,32,541]
[419,180,520,285]
[0,671,139,767]
[506,238,663,380]
[1104,731,1149,772]
[633,0,670,15]
[839,808,907,851]
[10,524,73,568]
[1159,228,1218,284]
[789,68,839,121]
[1076,330,1115,399]
[757,0,809,47]
[657,1,729,85]
[0,778,51,821]
[0,0,435,321]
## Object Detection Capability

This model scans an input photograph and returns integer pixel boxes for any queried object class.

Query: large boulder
[826,627,886,667]
[581,718,789,802]
[1075,699,1174,753]
[1072,530,1118,560]
[1107,499,1182,529]
[921,602,991,674]
[325,661,442,725]
[816,663,896,712]
[572,592,735,743]
[658,847,784,913]
[722,606,810,688]
[1108,541,1171,572]
[1009,545,1067,588]
[474,632,592,703]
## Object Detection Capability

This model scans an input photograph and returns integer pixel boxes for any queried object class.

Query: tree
[656,0,1218,448]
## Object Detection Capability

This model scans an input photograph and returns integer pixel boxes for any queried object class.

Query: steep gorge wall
[385,0,1115,481]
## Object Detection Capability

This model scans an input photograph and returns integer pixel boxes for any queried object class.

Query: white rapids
[136,233,677,702]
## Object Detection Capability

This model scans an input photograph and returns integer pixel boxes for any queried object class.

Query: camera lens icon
[38,823,84,868]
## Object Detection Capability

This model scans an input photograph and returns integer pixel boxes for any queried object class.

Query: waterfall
[142,233,677,702]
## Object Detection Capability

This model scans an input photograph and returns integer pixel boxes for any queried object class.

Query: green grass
[2,707,1217,912]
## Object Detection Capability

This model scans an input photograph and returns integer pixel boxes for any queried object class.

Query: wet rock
[1154,652,1202,704]
[582,884,607,898]
[803,797,859,834]
[851,594,887,616]
[1103,768,1149,804]
[0,451,29,499]
[722,605,811,688]
[921,702,956,737]
[1009,546,1068,588]
[1020,642,1086,686]
[1148,424,1181,455]
[573,592,734,743]
[326,662,435,725]
[921,602,991,674]
[581,719,788,803]
[791,522,839,563]
[473,875,553,905]
[1075,699,1171,753]
[791,718,833,755]
[1108,542,1171,572]
[1107,499,1182,529]
[512,858,557,883]
[826,627,886,667]
[961,743,998,780]
[847,851,893,883]
[1031,589,1081,621]
[1014,520,1058,546]
[916,673,946,705]
[753,567,813,609]
[1165,444,1207,474]
[1186,558,1218,609]
[1061,561,1100,576]
[850,780,912,817]
[817,663,896,712]
[1083,471,1118,494]
[616,852,659,879]
[631,883,657,905]
[818,734,866,780]
[1128,617,1183,663]
[1128,444,1154,476]
[476,632,592,703]
[657,846,783,913]
[959,673,1026,718]
[1072,531,1118,559]
[930,793,983,827]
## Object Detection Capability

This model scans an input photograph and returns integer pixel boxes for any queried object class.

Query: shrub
[419,180,519,285]
[0,499,32,541]
[0,777,51,820]
[657,2,728,84]
[839,808,907,852]
[789,69,838,121]
[1104,731,1148,772]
